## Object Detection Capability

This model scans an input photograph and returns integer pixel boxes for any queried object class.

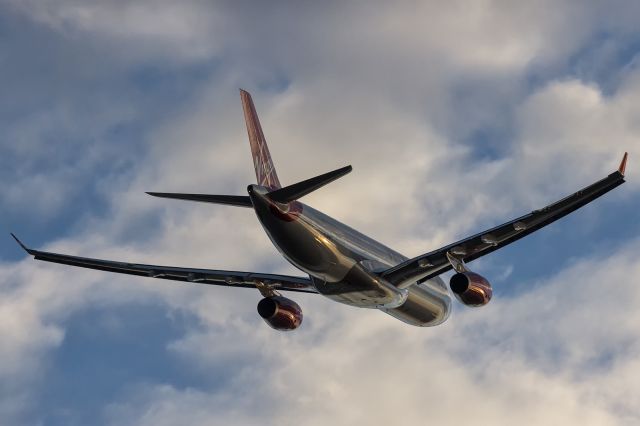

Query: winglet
[10,233,35,255]
[618,152,628,176]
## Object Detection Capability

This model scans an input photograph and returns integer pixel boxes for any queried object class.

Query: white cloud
[4,0,226,62]
[2,1,640,424]
[104,384,260,426]
[514,78,639,191]
[104,238,640,426]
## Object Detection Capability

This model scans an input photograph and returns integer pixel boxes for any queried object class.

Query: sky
[1,1,640,424]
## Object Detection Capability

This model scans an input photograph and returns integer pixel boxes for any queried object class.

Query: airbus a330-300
[12,90,629,330]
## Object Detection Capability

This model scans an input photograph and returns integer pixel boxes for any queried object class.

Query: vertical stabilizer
[240,89,282,189]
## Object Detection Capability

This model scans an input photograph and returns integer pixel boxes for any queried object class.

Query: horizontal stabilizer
[146,192,253,207]
[267,165,352,203]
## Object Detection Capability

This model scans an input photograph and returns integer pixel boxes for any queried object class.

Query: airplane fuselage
[248,185,451,326]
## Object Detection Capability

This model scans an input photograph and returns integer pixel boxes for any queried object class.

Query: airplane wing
[380,154,628,288]
[11,234,317,294]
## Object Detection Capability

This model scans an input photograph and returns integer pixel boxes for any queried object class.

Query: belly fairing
[382,277,451,327]
[311,263,408,308]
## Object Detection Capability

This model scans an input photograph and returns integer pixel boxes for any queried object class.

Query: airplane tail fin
[240,89,282,190]
[149,92,352,208]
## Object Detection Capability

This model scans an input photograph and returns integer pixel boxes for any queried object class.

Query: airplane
[12,90,629,331]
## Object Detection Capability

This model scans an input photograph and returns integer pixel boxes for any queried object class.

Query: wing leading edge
[10,234,317,294]
[381,154,628,288]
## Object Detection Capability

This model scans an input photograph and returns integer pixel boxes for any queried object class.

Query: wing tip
[146,192,173,198]
[618,152,628,176]
[10,233,34,255]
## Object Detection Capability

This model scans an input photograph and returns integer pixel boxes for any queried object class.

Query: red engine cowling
[257,296,303,331]
[449,272,492,307]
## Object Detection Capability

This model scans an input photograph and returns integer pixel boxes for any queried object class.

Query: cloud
[1,0,640,424]
[102,238,640,426]
[3,0,226,62]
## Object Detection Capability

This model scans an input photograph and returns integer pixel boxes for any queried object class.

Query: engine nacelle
[449,271,492,307]
[257,296,303,331]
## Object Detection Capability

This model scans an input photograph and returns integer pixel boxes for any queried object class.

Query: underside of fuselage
[247,185,452,326]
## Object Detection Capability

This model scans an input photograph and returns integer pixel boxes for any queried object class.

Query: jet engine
[449,271,492,307]
[257,296,303,331]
